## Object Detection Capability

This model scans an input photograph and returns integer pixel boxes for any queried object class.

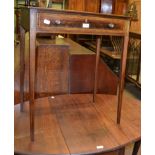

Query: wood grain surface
[15,94,140,155]
[36,43,70,95]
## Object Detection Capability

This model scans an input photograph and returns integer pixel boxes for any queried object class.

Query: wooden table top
[15,94,140,155]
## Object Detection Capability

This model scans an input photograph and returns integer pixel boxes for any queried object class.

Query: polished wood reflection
[15,94,140,155]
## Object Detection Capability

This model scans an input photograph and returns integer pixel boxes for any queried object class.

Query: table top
[20,7,130,36]
[15,94,140,155]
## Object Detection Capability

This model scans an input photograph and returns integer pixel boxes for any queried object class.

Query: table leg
[29,30,36,141]
[20,26,25,112]
[93,37,101,102]
[132,140,141,155]
[117,36,129,124]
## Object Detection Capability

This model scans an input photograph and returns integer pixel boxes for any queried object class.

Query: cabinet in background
[100,0,115,14]
[65,0,100,13]
[114,0,128,15]
[100,0,128,15]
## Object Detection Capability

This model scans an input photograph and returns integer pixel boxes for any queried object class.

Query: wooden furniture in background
[129,0,141,33]
[36,0,47,7]
[65,0,129,14]
[73,0,129,46]
[100,0,128,15]
[15,7,21,43]
[49,0,65,9]
[19,5,130,144]
[114,0,128,15]
[65,0,100,12]
[100,0,115,13]
[36,39,70,95]
[79,32,141,89]
[126,32,141,88]
[83,37,123,73]
[14,38,118,104]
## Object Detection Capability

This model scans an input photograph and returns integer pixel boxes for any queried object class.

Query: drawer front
[37,13,126,34]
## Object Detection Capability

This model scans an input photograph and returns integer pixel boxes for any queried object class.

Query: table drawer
[37,13,125,32]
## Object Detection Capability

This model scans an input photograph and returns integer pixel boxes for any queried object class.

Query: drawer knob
[55,19,61,25]
[43,19,51,25]
[108,23,115,28]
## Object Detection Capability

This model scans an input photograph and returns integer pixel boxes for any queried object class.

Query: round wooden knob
[55,19,61,25]
[108,23,115,28]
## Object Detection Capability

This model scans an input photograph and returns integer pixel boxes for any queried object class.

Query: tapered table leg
[117,36,129,124]
[20,26,25,112]
[29,30,36,141]
[132,140,141,155]
[93,36,101,102]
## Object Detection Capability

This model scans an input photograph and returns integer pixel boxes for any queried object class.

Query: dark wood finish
[37,12,127,35]
[117,36,129,124]
[36,42,70,95]
[70,52,118,95]
[118,147,125,155]
[15,94,140,155]
[100,0,128,15]
[20,26,25,112]
[65,0,85,11]
[15,97,70,155]
[36,0,129,17]
[115,0,128,15]
[98,59,118,94]
[100,0,115,14]
[20,7,130,141]
[15,8,21,40]
[29,9,37,141]
[84,42,121,60]
[36,38,118,95]
[65,0,100,13]
[93,37,101,102]
[132,140,141,155]
[70,54,96,93]
[126,32,141,88]
[21,7,130,31]
[84,41,122,59]
[85,0,100,13]
[15,38,118,104]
